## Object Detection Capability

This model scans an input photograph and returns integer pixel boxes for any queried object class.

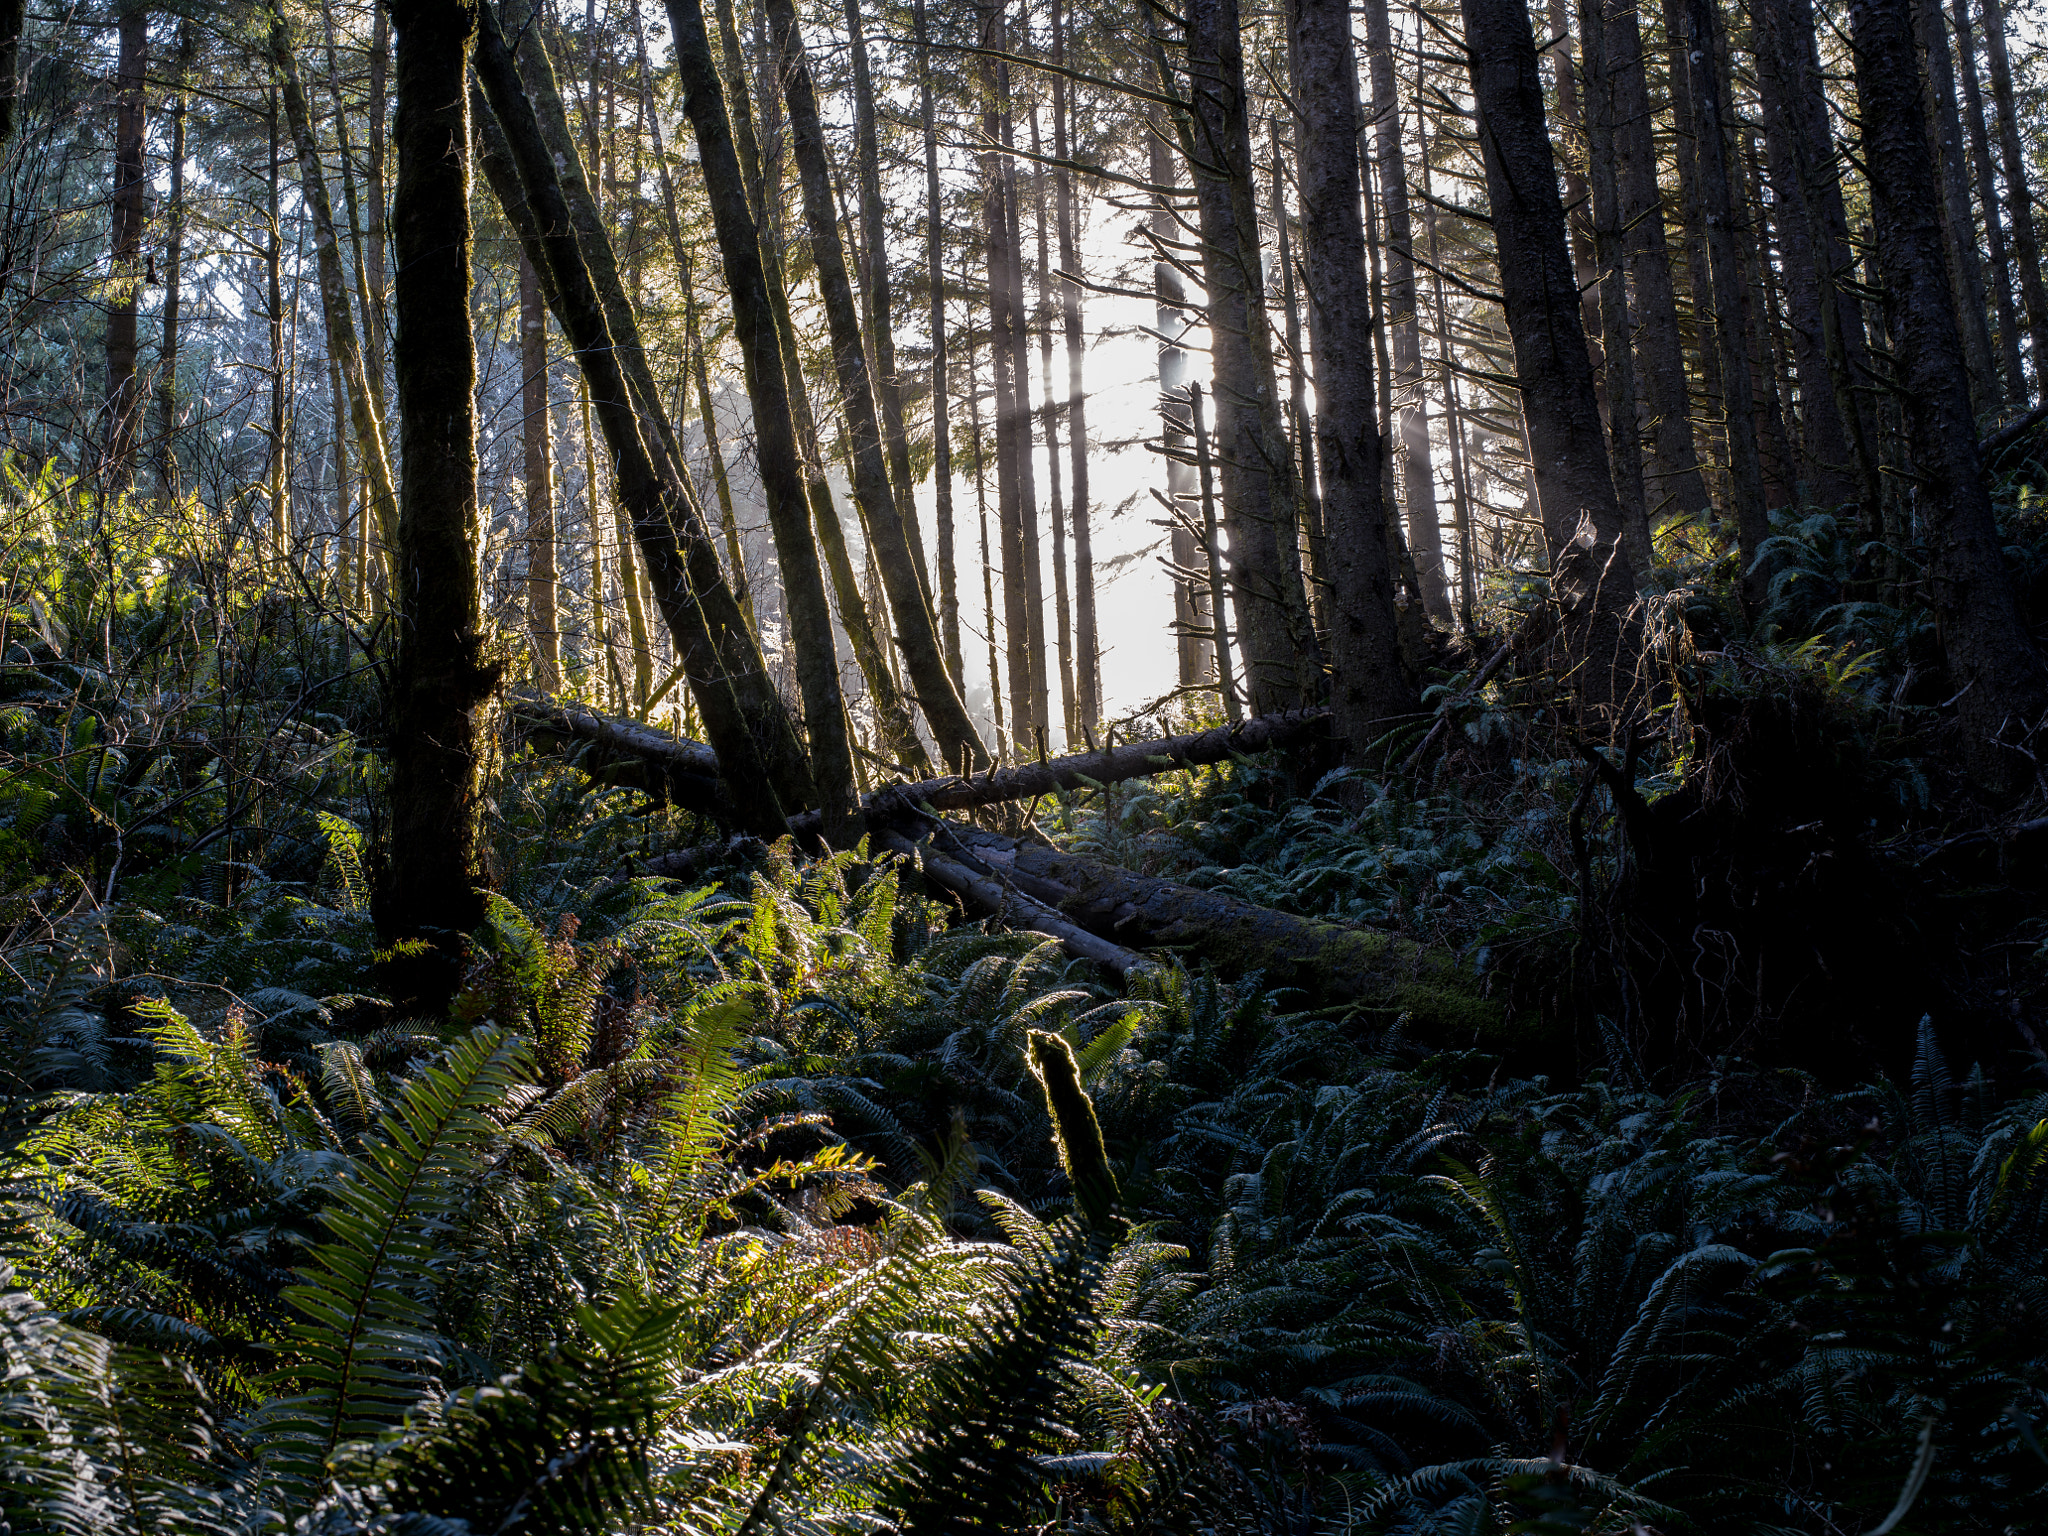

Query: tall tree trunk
[266,88,287,561]
[329,349,353,601]
[1268,115,1326,634]
[1030,106,1078,744]
[914,0,962,687]
[1458,0,1637,713]
[1545,0,1607,387]
[0,0,25,148]
[520,253,560,692]
[1753,0,1882,515]
[1153,128,1210,690]
[1362,0,1451,622]
[1914,0,2000,407]
[840,0,929,601]
[1658,0,1725,503]
[1176,0,1321,713]
[1950,0,2026,398]
[1287,0,1415,758]
[1578,0,1652,572]
[662,0,858,831]
[476,9,807,832]
[1001,88,1048,742]
[1753,0,1861,511]
[625,1,748,621]
[1678,0,1772,601]
[1848,0,2048,778]
[981,14,1033,749]
[967,330,1009,754]
[1052,0,1097,730]
[766,0,980,770]
[1609,0,1710,520]
[379,0,496,1003]
[270,3,401,562]
[1979,0,2048,387]
[155,22,194,495]
[103,5,147,491]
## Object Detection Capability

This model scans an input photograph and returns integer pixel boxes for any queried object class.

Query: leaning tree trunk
[839,0,929,601]
[1178,0,1321,714]
[379,0,498,1005]
[1458,0,1637,716]
[765,0,984,772]
[1362,0,1450,623]
[103,5,147,492]
[1286,0,1415,756]
[1847,0,2048,782]
[661,0,858,834]
[473,9,802,834]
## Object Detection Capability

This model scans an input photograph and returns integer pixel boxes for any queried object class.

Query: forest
[0,0,2046,1525]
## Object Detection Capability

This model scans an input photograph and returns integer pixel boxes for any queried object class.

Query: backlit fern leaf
[250,1025,530,1495]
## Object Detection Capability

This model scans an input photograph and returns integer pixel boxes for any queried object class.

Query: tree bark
[766,0,982,772]
[1268,114,1326,636]
[474,11,804,833]
[660,0,856,831]
[0,0,25,147]
[1979,0,2048,388]
[379,0,496,1002]
[936,823,1492,1026]
[1545,0,1607,392]
[1752,0,1883,517]
[103,6,147,491]
[1608,0,1711,521]
[1914,0,2001,408]
[1286,0,1416,757]
[914,0,963,688]
[1152,128,1210,691]
[1678,0,1771,601]
[270,4,401,563]
[1949,0,2026,399]
[840,0,930,603]
[1577,0,1652,572]
[1459,0,1637,713]
[1178,0,1321,713]
[1052,0,1097,731]
[155,22,194,496]
[1848,0,2048,780]
[1029,106,1078,745]
[1362,0,1451,622]
[520,253,561,692]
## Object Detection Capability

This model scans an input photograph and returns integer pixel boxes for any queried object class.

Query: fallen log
[872,828,1154,976]
[509,696,729,816]
[930,824,1502,1036]
[516,695,1333,830]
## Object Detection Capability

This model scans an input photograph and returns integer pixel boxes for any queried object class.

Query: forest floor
[1,496,2046,1530]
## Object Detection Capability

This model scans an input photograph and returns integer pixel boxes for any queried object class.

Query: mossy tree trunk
[378,0,497,1006]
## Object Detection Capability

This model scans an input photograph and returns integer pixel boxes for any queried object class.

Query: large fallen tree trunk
[514,696,1333,830]
[914,823,1501,1037]
[510,696,729,813]
[872,828,1155,976]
